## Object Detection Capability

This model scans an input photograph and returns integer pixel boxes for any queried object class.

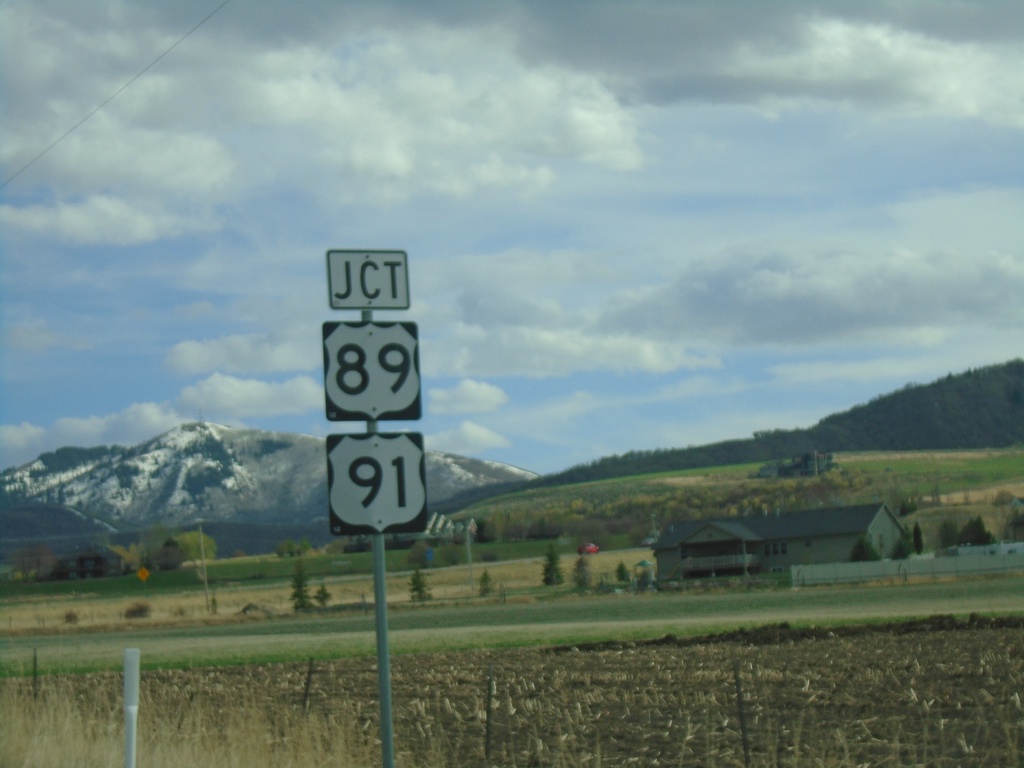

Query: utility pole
[198,521,211,614]
[465,520,475,591]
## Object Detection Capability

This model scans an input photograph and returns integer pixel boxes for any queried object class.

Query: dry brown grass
[0,675,384,768]
[1,550,638,635]
[839,449,1011,463]
[4,622,1022,767]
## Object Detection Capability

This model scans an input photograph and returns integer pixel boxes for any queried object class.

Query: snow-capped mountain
[1,422,536,532]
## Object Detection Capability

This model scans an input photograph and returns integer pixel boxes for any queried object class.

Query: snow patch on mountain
[1,423,539,531]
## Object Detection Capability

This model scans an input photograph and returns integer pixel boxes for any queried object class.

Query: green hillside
[550,359,1024,485]
[445,360,1024,547]
[436,359,1024,515]
[457,448,1024,550]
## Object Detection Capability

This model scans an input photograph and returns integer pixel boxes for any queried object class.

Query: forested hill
[527,358,1024,490]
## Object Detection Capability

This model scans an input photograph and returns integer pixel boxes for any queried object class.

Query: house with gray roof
[652,503,905,582]
[1011,510,1024,542]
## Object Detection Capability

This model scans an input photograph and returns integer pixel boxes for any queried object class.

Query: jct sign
[327,250,409,310]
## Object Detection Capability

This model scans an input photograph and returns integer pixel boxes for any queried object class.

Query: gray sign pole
[363,307,396,768]
[372,527,396,767]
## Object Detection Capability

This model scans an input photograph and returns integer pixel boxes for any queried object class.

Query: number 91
[349,456,407,508]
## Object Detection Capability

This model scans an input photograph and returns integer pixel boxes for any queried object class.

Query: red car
[577,543,599,555]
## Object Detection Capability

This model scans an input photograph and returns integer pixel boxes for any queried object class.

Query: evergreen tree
[276,539,296,558]
[850,535,881,562]
[888,533,912,560]
[573,556,591,590]
[409,566,432,602]
[290,558,312,611]
[314,580,331,608]
[541,543,564,586]
[478,569,493,597]
[615,561,631,583]
[938,520,960,549]
[958,515,995,546]
[912,522,924,554]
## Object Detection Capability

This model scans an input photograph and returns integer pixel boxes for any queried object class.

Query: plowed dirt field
[13,615,1024,766]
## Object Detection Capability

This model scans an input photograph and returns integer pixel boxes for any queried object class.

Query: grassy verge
[0,536,614,601]
[5,573,1022,676]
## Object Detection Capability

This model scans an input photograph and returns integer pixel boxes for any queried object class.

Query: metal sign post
[323,250,425,768]
[371,516,395,768]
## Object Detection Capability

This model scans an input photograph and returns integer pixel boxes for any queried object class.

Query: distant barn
[755,450,834,478]
[52,548,125,580]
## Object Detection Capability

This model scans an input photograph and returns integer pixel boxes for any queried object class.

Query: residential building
[653,503,906,581]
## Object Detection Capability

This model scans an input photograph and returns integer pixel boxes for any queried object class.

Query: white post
[124,648,140,768]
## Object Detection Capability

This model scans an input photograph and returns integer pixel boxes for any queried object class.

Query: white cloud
[769,330,1024,394]
[56,114,238,197]
[770,358,924,387]
[0,373,323,468]
[254,27,642,202]
[485,389,603,439]
[426,420,510,456]
[431,323,710,378]
[731,17,1024,127]
[1,195,219,245]
[166,333,314,375]
[886,188,1024,252]
[176,374,321,419]
[3,10,642,244]
[0,422,47,469]
[2,2,1022,476]
[429,379,508,415]
[0,403,184,469]
[598,216,1024,349]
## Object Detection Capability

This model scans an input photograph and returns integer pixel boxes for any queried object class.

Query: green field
[4,447,1022,679]
[0,536,624,605]
[841,450,1024,489]
[6,573,1023,675]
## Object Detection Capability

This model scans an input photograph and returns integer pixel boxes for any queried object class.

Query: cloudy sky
[2,0,1022,475]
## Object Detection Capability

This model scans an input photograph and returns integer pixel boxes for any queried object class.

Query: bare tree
[14,544,57,580]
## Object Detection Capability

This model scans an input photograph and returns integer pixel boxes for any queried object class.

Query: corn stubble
[3,623,1022,767]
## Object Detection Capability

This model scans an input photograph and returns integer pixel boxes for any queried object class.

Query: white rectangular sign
[327,250,409,310]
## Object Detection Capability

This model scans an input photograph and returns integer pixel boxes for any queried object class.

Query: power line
[1,0,233,192]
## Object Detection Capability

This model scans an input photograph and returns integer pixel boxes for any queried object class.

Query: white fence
[792,553,1024,587]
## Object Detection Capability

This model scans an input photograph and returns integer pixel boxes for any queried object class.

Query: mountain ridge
[0,423,536,557]
[3,359,1022,557]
